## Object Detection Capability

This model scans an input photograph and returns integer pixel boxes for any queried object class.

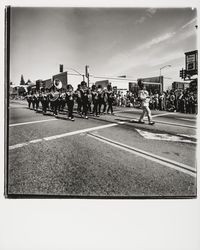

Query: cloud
[181,17,197,29]
[150,51,183,67]
[136,32,176,51]
[135,16,146,24]
[135,8,157,24]
[146,8,157,17]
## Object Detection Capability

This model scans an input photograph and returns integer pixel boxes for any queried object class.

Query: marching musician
[98,85,107,115]
[41,88,49,114]
[81,81,89,119]
[59,89,66,111]
[91,85,99,117]
[106,84,114,115]
[32,90,37,110]
[88,88,93,114]
[34,90,40,111]
[49,85,60,117]
[76,84,83,115]
[66,84,75,121]
[26,92,32,109]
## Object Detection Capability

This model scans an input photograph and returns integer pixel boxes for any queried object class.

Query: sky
[10,7,198,90]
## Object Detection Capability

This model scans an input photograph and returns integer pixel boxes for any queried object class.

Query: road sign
[185,50,198,76]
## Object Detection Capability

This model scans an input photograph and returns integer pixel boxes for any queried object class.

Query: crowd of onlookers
[114,88,198,114]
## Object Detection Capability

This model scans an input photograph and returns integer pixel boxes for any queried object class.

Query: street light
[159,65,171,91]
[159,64,171,76]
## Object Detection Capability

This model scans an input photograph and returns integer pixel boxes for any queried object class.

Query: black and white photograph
[1,1,200,250]
[5,6,198,198]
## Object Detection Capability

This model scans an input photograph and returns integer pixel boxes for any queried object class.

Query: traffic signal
[183,70,187,79]
[179,69,183,78]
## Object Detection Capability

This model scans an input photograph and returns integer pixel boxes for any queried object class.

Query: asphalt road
[7,100,197,197]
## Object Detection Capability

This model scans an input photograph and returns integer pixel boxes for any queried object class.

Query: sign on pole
[185,50,198,77]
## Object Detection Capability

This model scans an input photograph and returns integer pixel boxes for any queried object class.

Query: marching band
[26,81,115,121]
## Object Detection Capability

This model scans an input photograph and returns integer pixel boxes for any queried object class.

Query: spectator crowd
[114,88,198,114]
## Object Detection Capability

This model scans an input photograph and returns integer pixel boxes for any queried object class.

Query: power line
[90,75,137,81]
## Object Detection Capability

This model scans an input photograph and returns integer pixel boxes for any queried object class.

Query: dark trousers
[32,101,35,110]
[77,100,82,113]
[82,102,88,116]
[67,101,74,118]
[99,101,106,114]
[42,101,48,113]
[51,100,59,115]
[35,100,39,110]
[88,102,92,113]
[61,100,66,111]
[107,100,113,113]
[93,101,99,116]
[27,100,31,109]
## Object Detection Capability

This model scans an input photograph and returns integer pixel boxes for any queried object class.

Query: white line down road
[9,118,57,127]
[9,123,118,150]
[87,133,196,177]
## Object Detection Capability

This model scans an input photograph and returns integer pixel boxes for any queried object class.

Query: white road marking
[178,134,197,139]
[136,129,196,144]
[178,118,196,122]
[117,121,126,124]
[9,118,57,127]
[151,113,170,118]
[9,142,29,150]
[9,123,118,150]
[87,133,196,177]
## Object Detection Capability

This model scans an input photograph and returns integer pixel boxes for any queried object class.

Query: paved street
[7,100,197,197]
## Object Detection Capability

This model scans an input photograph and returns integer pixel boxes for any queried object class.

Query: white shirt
[139,90,150,107]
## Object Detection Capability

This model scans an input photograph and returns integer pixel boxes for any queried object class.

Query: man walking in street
[138,79,155,125]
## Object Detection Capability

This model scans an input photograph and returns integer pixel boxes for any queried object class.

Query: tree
[20,75,26,85]
[26,79,31,85]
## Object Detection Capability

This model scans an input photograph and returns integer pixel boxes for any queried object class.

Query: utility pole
[85,65,89,87]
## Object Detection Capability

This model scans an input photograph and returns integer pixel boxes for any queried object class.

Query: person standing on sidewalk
[138,80,155,125]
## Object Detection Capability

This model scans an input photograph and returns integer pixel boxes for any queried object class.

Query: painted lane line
[178,118,196,122]
[9,123,118,150]
[9,118,57,127]
[87,133,196,177]
[135,129,197,144]
[43,123,117,141]
[9,142,29,150]
[151,113,171,118]
[29,139,43,144]
[178,134,197,139]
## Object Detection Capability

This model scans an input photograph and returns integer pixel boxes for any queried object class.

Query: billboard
[185,50,198,76]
